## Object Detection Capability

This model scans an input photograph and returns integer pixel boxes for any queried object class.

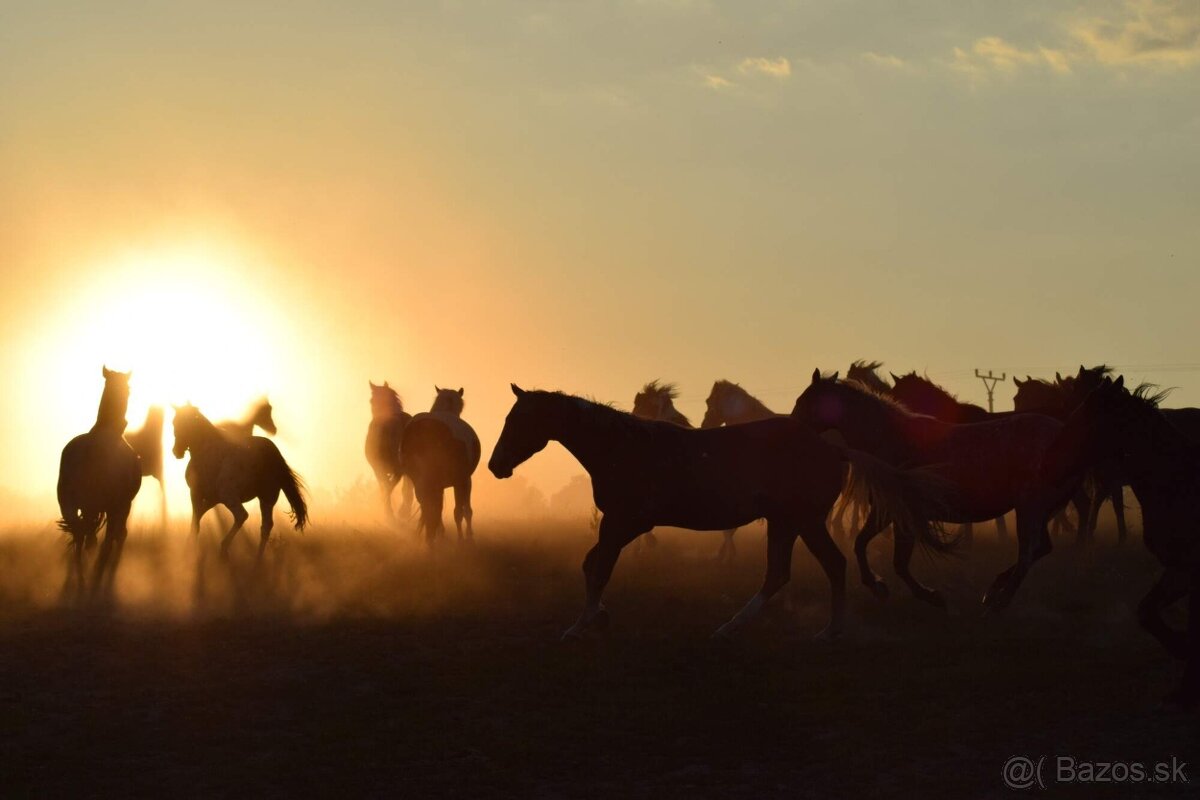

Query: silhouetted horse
[889,371,1008,539]
[401,387,481,542]
[489,385,953,641]
[125,405,167,527]
[700,380,777,429]
[794,370,1063,609]
[1038,377,1200,706]
[57,367,142,599]
[632,380,692,427]
[218,397,277,439]
[366,381,415,522]
[172,403,308,563]
[1014,373,1120,541]
[846,360,891,395]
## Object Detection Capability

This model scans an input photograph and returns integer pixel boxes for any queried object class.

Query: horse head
[791,369,845,430]
[432,386,465,416]
[489,384,552,479]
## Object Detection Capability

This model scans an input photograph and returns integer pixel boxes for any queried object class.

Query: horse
[793,370,1065,610]
[56,366,142,599]
[218,397,277,439]
[489,384,955,641]
[888,371,1009,540]
[172,403,308,563]
[846,360,891,395]
[632,380,692,427]
[1014,373,1122,542]
[699,379,777,429]
[366,381,415,523]
[401,386,481,542]
[1037,376,1200,706]
[125,405,167,528]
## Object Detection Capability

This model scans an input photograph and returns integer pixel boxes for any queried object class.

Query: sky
[2,0,1199,518]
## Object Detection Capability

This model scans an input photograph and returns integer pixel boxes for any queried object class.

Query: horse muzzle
[488,455,513,479]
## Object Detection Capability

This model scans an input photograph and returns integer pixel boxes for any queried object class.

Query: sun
[41,244,286,424]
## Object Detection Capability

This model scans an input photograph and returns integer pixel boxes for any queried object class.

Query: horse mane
[712,379,774,411]
[850,359,884,372]
[837,378,920,417]
[1131,383,1172,407]
[640,379,679,400]
[847,360,890,392]
[893,372,962,404]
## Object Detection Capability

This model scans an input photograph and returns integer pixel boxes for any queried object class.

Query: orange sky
[2,1,1199,520]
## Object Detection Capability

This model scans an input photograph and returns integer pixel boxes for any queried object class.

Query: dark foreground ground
[0,518,1196,798]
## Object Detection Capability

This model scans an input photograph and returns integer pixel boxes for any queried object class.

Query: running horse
[365,381,415,522]
[401,387,481,542]
[793,370,1064,610]
[489,385,955,641]
[173,403,308,563]
[1037,377,1200,706]
[56,366,142,599]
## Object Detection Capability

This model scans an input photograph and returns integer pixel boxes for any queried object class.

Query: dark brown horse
[365,382,414,522]
[57,366,142,599]
[793,370,1064,610]
[173,404,308,563]
[1037,377,1200,706]
[401,387,481,542]
[489,385,953,641]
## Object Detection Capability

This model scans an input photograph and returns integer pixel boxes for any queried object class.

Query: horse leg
[256,495,276,569]
[158,478,169,533]
[984,506,1052,611]
[452,478,473,541]
[1081,487,1105,544]
[90,521,115,599]
[1136,568,1189,660]
[218,503,250,559]
[893,527,945,608]
[1172,569,1200,708]
[714,517,804,639]
[102,513,130,597]
[1111,486,1128,544]
[993,514,1009,540]
[562,516,645,640]
[418,487,444,545]
[399,476,415,519]
[853,507,890,600]
[800,514,848,640]
[714,528,737,563]
[63,535,86,602]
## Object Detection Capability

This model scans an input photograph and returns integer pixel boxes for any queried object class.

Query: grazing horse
[489,385,954,641]
[172,403,308,562]
[846,360,891,395]
[793,370,1064,609]
[125,405,167,527]
[401,387,481,542]
[889,371,1008,539]
[1038,377,1200,706]
[57,366,142,598]
[365,381,415,522]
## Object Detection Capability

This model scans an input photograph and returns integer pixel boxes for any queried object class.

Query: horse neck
[724,388,773,423]
[838,391,910,453]
[187,418,228,458]
[548,401,626,480]
[664,403,692,428]
[94,388,128,432]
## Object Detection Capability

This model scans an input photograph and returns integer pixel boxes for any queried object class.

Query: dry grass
[0,519,1195,797]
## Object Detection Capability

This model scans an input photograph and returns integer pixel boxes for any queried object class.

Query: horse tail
[841,449,959,553]
[56,438,103,543]
[278,459,309,531]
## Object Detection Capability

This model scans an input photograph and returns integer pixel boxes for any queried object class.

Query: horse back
[402,413,480,486]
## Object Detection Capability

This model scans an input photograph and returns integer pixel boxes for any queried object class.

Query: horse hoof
[868,581,889,601]
[590,607,610,632]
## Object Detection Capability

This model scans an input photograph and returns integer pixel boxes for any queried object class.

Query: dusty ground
[0,518,1195,798]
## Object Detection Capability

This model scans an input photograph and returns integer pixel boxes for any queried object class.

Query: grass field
[0,518,1195,797]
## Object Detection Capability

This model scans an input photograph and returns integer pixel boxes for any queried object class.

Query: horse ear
[457,387,464,396]
[383,381,390,389]
[1078,364,1086,374]
[1055,372,1062,382]
[1114,375,1124,389]
[890,372,900,383]
[1012,376,1021,386]
[811,368,821,384]
[103,365,112,378]
[511,383,526,397]
[434,385,441,393]
[369,381,377,390]
[831,371,839,381]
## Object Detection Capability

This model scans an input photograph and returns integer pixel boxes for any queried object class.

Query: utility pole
[975,369,1006,413]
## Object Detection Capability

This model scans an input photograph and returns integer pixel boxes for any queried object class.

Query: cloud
[737,56,792,78]
[701,73,734,90]
[949,0,1200,78]
[1071,0,1200,68]
[861,52,908,70]
[952,36,1071,76]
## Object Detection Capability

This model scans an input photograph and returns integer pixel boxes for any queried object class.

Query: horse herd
[55,360,1200,707]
